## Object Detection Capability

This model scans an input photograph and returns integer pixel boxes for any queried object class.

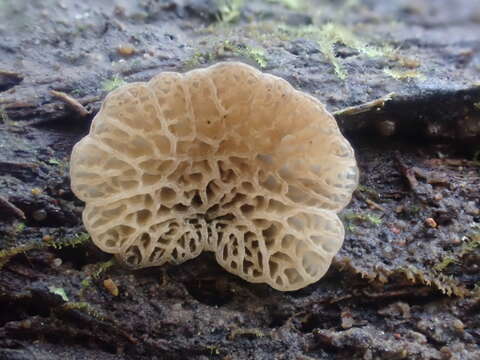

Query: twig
[365,198,386,212]
[0,161,38,170]
[425,158,480,167]
[78,95,102,105]
[411,166,449,185]
[362,286,433,299]
[0,70,23,81]
[0,244,35,269]
[0,101,35,108]
[50,90,90,117]
[394,151,419,190]
[355,190,386,212]
[229,327,265,340]
[328,294,354,304]
[0,161,38,179]
[334,92,395,117]
[0,194,26,219]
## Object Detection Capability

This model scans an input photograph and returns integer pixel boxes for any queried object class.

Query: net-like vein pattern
[70,62,358,291]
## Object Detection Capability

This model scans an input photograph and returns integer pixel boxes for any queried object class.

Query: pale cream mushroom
[70,62,358,291]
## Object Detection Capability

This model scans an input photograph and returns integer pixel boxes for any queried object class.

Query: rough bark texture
[0,1,479,359]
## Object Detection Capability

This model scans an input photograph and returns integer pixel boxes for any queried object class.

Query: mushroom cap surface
[70,62,358,291]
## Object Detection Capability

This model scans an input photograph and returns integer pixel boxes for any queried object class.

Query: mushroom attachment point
[70,62,358,291]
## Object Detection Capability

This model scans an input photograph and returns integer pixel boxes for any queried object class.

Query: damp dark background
[0,1,479,359]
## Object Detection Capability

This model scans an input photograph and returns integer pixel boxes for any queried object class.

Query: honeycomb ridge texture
[70,62,358,291]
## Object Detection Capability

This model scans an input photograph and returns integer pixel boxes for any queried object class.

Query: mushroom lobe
[70,62,358,291]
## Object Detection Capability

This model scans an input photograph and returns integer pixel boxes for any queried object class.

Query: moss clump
[342,211,383,227]
[433,256,459,272]
[184,40,268,69]
[102,75,126,92]
[199,20,395,78]
[216,0,244,23]
[357,185,381,201]
[0,243,36,269]
[184,51,206,69]
[205,345,221,356]
[398,265,468,297]
[80,258,116,292]
[266,0,305,10]
[0,106,9,123]
[48,157,62,166]
[399,231,480,297]
[48,232,90,249]
[278,23,395,79]
[0,232,91,269]
[48,286,69,302]
[433,232,480,273]
[238,46,268,68]
[383,68,426,81]
[62,301,105,321]
[14,222,26,233]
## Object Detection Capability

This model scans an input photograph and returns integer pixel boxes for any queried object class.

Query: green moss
[238,46,268,68]
[79,258,116,295]
[277,23,395,80]
[0,243,36,269]
[433,256,459,272]
[47,157,68,173]
[131,59,142,68]
[216,0,244,23]
[184,40,268,69]
[1,232,91,269]
[48,158,61,166]
[427,231,480,297]
[434,232,480,273]
[463,232,480,252]
[397,265,468,297]
[266,0,305,10]
[357,185,381,201]
[365,213,382,226]
[93,258,116,278]
[384,68,426,81]
[81,278,92,288]
[15,222,26,233]
[406,205,422,215]
[62,301,105,320]
[200,20,397,78]
[206,345,221,356]
[49,232,90,249]
[343,211,382,226]
[71,88,83,97]
[229,327,264,340]
[48,286,69,302]
[0,106,9,124]
[340,233,477,297]
[102,75,126,92]
[345,223,357,233]
[183,51,204,69]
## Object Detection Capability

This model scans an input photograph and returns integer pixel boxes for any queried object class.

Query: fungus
[70,62,358,291]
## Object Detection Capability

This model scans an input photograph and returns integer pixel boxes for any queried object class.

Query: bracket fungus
[70,62,358,291]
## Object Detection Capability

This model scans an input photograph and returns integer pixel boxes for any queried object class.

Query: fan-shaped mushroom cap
[70,62,358,291]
